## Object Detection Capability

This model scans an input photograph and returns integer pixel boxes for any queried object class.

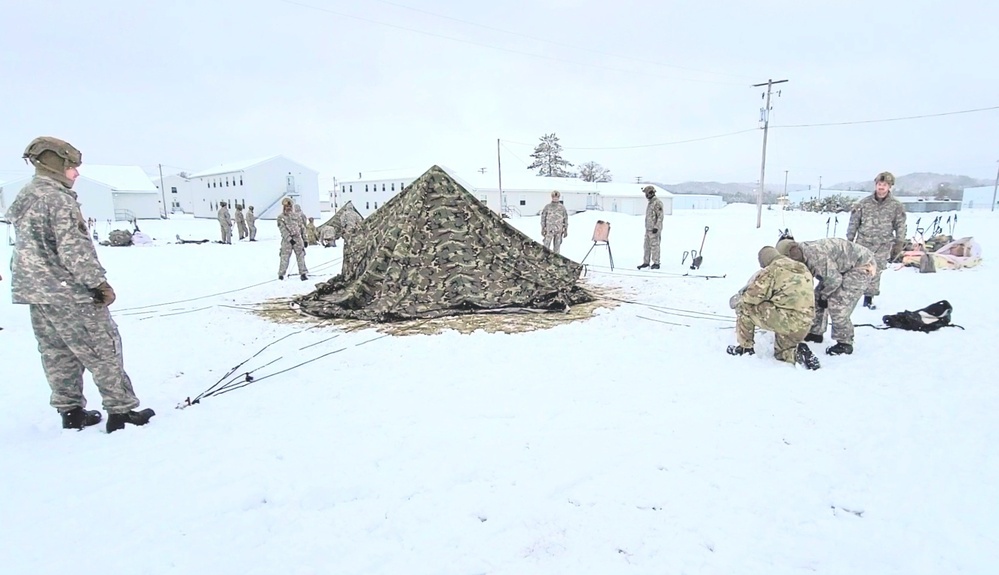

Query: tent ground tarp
[295,165,592,321]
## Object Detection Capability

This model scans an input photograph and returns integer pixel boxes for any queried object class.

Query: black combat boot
[863,296,876,310]
[726,345,755,356]
[650,263,660,269]
[804,333,823,344]
[637,263,650,270]
[61,407,103,430]
[825,342,854,356]
[106,408,156,433]
[795,343,821,370]
[300,273,308,281]
[278,274,284,280]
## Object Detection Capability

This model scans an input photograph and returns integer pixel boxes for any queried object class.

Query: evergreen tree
[527,133,574,177]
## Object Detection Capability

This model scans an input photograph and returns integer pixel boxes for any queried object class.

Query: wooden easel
[580,220,614,270]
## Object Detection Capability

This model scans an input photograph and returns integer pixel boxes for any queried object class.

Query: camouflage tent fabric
[295,165,592,321]
[319,201,363,231]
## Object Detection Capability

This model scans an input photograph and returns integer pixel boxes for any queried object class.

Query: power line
[276,0,744,86]
[365,0,755,81]
[502,129,758,151]
[771,105,999,128]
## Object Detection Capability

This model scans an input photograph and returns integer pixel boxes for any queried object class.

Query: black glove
[651,228,658,234]
[816,297,828,309]
[91,281,116,306]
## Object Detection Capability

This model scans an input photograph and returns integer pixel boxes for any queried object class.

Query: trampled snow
[1,205,996,574]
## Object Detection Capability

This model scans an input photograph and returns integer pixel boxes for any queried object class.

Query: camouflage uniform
[235,206,248,240]
[540,198,568,254]
[305,218,319,246]
[642,188,664,266]
[732,251,815,363]
[846,192,906,296]
[318,225,338,247]
[277,201,308,278]
[778,238,875,345]
[340,209,363,244]
[217,203,232,244]
[7,139,142,416]
[246,207,257,241]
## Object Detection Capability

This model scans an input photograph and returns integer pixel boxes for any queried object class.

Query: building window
[519,200,526,206]
[366,201,370,209]
[206,181,209,188]
[341,185,345,193]
[171,187,177,194]
[240,176,243,185]
[400,182,404,190]
[374,202,378,209]
[391,183,395,191]
[226,178,229,187]
[365,185,369,192]
[349,185,353,193]
[381,183,386,191]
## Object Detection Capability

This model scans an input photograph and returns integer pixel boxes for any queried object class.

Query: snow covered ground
[1,204,996,574]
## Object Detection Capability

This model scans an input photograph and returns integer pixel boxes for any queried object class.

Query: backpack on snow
[877,300,963,333]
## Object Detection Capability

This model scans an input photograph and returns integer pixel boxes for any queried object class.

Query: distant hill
[650,172,992,204]
[830,172,992,195]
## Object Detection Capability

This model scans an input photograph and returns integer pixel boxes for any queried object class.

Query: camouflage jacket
[740,256,815,313]
[800,237,875,298]
[235,210,245,225]
[246,210,256,225]
[277,212,306,245]
[7,175,108,304]
[846,193,906,250]
[645,196,664,231]
[218,206,232,226]
[540,201,568,235]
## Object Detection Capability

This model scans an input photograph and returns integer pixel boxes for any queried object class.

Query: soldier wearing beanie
[727,245,820,369]
[846,171,907,309]
[7,137,154,433]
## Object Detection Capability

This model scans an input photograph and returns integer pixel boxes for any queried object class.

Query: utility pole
[635,176,642,184]
[751,78,788,228]
[992,160,998,212]
[478,167,487,174]
[818,175,823,200]
[496,139,505,215]
[158,163,167,218]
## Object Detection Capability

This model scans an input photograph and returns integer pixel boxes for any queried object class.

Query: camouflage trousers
[543,231,564,254]
[736,302,811,363]
[642,230,662,265]
[809,268,872,344]
[279,240,308,276]
[248,222,257,241]
[237,221,248,240]
[29,303,140,414]
[859,241,891,297]
[219,223,232,244]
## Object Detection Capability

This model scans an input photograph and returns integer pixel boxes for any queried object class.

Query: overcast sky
[2,0,997,190]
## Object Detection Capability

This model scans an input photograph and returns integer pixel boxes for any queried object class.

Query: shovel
[690,226,709,269]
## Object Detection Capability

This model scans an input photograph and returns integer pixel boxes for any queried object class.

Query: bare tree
[578,161,612,182]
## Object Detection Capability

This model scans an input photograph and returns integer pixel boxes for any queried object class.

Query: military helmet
[22,136,82,188]
[642,185,656,196]
[874,171,895,186]
[758,246,780,268]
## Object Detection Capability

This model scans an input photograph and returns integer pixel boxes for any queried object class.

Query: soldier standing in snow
[727,246,820,369]
[277,197,308,280]
[8,136,154,433]
[637,185,664,269]
[305,217,319,246]
[235,204,248,241]
[540,190,569,254]
[776,237,876,356]
[217,201,232,244]
[846,171,907,309]
[246,205,257,241]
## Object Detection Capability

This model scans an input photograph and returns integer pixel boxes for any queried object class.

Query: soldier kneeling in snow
[728,246,820,370]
